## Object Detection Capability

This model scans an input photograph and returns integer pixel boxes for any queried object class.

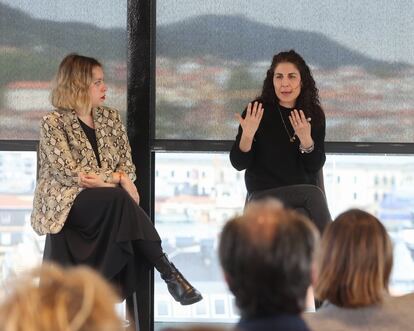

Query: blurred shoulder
[389,293,414,309]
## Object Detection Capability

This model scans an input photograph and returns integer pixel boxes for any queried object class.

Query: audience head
[51,53,103,111]
[219,199,318,318]
[315,208,393,308]
[0,263,123,331]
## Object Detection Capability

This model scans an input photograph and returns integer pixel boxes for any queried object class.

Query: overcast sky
[2,0,414,64]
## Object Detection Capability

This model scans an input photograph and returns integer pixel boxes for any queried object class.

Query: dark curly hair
[259,49,325,127]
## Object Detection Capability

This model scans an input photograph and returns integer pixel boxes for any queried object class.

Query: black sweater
[229,102,326,194]
[78,118,101,168]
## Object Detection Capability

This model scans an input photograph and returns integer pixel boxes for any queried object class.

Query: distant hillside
[0,4,408,72]
[157,15,408,71]
[0,3,126,60]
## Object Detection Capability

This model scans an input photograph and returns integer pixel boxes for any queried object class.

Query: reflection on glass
[0,1,127,140]
[156,2,414,142]
[154,153,414,323]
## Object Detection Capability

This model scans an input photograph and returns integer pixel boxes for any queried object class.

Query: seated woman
[0,263,124,331]
[31,53,202,305]
[304,209,414,331]
[229,50,331,233]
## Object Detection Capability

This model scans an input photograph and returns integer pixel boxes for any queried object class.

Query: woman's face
[89,66,107,108]
[273,62,301,108]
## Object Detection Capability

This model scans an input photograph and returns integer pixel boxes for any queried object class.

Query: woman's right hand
[119,172,140,204]
[235,101,264,139]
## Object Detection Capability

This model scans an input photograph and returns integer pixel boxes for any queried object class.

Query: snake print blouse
[31,106,136,235]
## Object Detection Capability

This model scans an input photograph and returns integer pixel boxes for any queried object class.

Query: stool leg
[126,292,140,331]
[126,263,153,331]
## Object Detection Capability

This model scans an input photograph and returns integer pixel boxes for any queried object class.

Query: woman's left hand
[78,172,115,188]
[119,173,140,204]
[289,109,313,148]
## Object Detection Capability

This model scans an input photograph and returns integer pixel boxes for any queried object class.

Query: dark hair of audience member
[219,200,318,318]
[315,209,393,307]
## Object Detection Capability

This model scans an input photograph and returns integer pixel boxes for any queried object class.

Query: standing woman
[31,54,202,305]
[230,50,331,233]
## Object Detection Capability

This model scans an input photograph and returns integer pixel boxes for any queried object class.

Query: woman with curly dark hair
[230,50,331,233]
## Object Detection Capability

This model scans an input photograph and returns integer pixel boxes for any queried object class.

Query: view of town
[2,56,413,143]
[1,151,414,322]
[1,0,414,324]
[155,57,414,142]
[1,4,414,143]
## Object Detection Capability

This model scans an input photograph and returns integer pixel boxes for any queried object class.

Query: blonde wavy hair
[0,263,123,331]
[315,209,393,307]
[51,53,102,111]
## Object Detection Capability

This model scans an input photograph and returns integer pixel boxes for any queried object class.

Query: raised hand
[236,101,264,139]
[289,109,313,148]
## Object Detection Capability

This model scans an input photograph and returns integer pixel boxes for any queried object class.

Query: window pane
[156,1,414,142]
[154,153,245,323]
[0,1,127,139]
[154,153,414,323]
[0,151,40,287]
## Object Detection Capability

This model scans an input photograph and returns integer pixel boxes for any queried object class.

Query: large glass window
[0,0,128,302]
[0,151,39,285]
[0,0,128,140]
[156,1,414,142]
[154,153,414,323]
[154,153,245,323]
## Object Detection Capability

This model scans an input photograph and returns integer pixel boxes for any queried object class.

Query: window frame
[2,0,414,330]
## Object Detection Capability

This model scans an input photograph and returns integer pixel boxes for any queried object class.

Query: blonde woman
[0,264,123,331]
[304,209,414,331]
[31,54,202,305]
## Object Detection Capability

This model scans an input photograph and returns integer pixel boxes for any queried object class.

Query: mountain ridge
[1,4,409,71]
[0,3,126,60]
[157,14,408,71]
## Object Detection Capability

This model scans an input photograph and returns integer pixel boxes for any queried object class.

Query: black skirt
[43,187,160,299]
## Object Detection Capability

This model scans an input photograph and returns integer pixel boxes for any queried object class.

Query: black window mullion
[0,140,38,151]
[127,0,155,330]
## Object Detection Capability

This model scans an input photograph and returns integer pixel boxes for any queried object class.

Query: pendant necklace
[276,104,296,143]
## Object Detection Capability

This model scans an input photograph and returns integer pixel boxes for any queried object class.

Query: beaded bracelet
[299,143,315,154]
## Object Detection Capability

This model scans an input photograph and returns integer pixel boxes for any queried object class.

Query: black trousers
[43,187,163,300]
[248,184,332,233]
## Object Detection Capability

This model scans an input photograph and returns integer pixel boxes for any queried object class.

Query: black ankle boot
[154,254,203,305]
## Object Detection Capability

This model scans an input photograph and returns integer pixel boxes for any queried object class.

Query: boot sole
[180,293,203,305]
